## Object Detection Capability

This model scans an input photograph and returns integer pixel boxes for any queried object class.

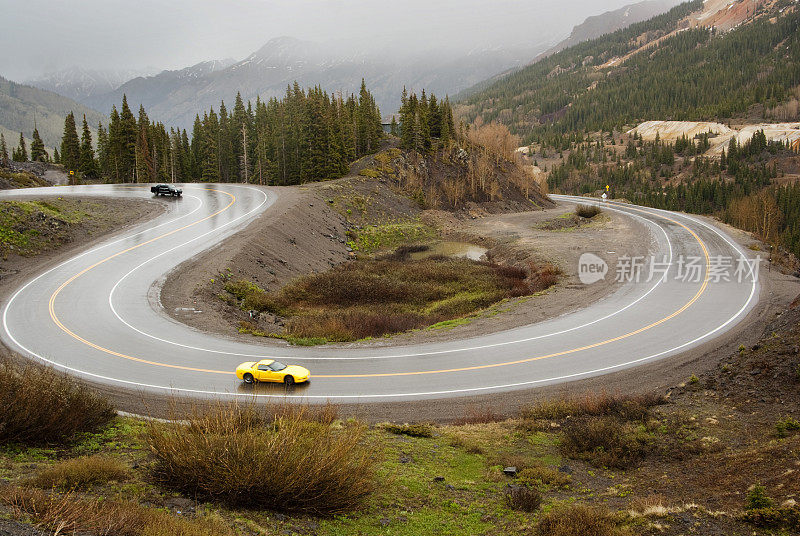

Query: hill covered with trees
[457,0,800,140]
[0,76,104,154]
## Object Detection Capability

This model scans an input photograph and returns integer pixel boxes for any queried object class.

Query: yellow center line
[48,186,238,374]
[48,200,710,379]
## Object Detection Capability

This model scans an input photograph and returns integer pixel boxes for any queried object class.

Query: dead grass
[27,455,129,490]
[517,465,571,488]
[535,503,630,536]
[520,393,663,469]
[520,392,664,423]
[145,401,374,515]
[0,486,233,536]
[0,359,115,445]
[453,406,507,425]
[560,416,653,469]
[504,485,541,512]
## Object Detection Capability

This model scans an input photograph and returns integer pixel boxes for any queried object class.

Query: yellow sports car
[236,359,310,385]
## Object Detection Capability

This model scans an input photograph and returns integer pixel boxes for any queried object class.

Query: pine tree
[399,87,414,151]
[60,112,80,172]
[96,122,109,178]
[30,126,48,162]
[119,95,138,181]
[53,147,60,164]
[79,115,97,177]
[135,105,153,182]
[13,132,28,162]
[201,109,220,182]
[0,133,8,166]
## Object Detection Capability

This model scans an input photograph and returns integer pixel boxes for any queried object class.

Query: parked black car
[150,184,182,197]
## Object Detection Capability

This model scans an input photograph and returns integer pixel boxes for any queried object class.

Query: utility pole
[241,122,249,184]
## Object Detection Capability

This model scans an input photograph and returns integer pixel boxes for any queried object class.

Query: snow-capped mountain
[25,67,158,103]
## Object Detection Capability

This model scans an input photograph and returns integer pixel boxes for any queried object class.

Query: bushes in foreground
[520,392,664,422]
[0,360,115,445]
[145,402,374,514]
[559,416,653,469]
[27,455,129,490]
[0,486,233,536]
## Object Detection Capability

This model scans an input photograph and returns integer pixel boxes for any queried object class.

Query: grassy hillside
[0,76,104,153]
[457,0,800,140]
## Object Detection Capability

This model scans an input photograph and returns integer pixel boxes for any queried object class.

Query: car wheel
[284,375,295,386]
[243,373,255,384]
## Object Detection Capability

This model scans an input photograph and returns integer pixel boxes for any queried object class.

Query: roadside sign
[605,184,609,191]
[601,192,608,200]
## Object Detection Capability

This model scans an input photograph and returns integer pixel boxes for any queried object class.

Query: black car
[150,184,182,197]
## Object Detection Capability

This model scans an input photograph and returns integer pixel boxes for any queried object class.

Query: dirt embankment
[0,197,163,287]
[161,158,645,348]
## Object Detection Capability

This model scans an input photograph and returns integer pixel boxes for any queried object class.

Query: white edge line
[2,192,758,401]
[108,197,675,360]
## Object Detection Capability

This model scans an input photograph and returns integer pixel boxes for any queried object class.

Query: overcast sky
[1,0,648,81]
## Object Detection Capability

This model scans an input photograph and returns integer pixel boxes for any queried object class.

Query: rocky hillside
[457,0,800,139]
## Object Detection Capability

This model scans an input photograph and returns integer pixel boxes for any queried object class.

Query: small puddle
[409,241,487,261]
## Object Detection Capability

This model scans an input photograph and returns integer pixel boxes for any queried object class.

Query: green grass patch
[348,220,437,254]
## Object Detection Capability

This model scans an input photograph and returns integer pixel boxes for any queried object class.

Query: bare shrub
[146,401,373,514]
[28,455,129,490]
[529,262,562,292]
[0,486,233,536]
[576,204,602,218]
[535,503,630,536]
[520,392,664,422]
[467,122,521,163]
[560,416,652,469]
[724,190,783,245]
[505,485,541,512]
[0,360,115,445]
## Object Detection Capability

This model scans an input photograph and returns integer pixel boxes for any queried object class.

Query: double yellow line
[47,196,710,379]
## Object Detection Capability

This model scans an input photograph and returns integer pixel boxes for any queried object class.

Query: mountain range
[77,37,548,131]
[24,67,158,103]
[4,0,686,144]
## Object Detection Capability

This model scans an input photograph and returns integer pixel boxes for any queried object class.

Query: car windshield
[270,361,287,371]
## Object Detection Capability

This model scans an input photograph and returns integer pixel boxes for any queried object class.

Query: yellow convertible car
[236,359,310,385]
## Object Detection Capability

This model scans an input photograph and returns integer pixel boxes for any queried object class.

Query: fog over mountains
[8,0,683,134]
[76,37,548,130]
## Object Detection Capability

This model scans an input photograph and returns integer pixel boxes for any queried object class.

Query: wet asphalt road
[0,184,759,401]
